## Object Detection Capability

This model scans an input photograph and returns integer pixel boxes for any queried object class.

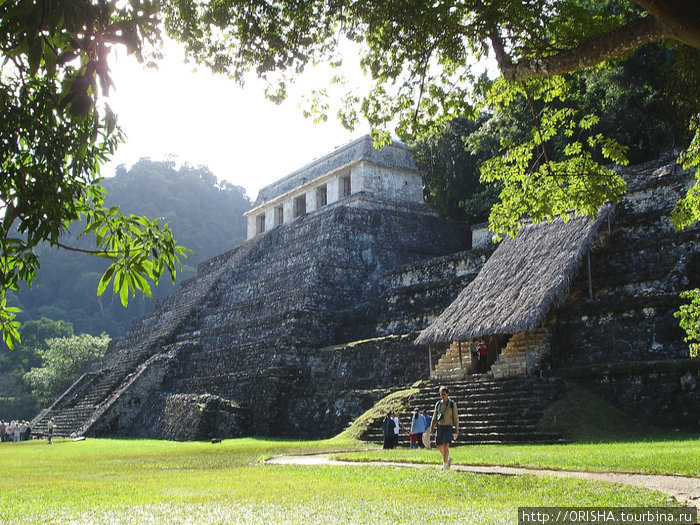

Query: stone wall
[549,159,699,367]
[471,223,491,250]
[285,335,429,438]
[543,158,700,433]
[355,163,423,204]
[146,394,250,441]
[125,337,429,440]
[192,196,471,350]
[369,249,489,336]
[552,360,700,432]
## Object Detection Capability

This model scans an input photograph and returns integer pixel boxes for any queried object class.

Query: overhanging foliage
[0,1,189,348]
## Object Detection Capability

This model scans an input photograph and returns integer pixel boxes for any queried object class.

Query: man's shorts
[436,425,453,446]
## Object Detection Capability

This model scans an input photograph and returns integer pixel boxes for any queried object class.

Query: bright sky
[104,41,370,202]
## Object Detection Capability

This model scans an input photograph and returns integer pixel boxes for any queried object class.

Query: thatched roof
[415,210,610,344]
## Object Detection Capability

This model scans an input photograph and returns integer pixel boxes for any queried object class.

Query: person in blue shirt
[409,409,426,448]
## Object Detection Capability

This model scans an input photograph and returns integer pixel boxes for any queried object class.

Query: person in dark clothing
[469,341,479,374]
[478,338,488,374]
[382,412,395,449]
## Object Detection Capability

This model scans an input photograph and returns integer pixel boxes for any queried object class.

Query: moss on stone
[537,382,660,442]
[335,387,419,441]
[317,333,416,352]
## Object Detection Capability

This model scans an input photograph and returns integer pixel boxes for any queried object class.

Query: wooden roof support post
[525,331,531,376]
[458,341,463,369]
[428,343,434,379]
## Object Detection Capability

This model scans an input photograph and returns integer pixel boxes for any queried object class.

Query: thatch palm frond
[416,208,610,344]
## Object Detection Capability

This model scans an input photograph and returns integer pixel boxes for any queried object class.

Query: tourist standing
[478,338,488,374]
[430,386,459,469]
[469,341,479,374]
[409,409,426,449]
[382,412,395,449]
[391,412,400,448]
[47,418,55,445]
[422,410,431,449]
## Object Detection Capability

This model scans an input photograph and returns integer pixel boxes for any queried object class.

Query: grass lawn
[0,436,689,524]
[334,435,700,476]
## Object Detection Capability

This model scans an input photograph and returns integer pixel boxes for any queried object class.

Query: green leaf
[119,277,129,307]
[97,265,116,296]
[675,289,700,358]
[132,271,152,298]
[28,37,44,76]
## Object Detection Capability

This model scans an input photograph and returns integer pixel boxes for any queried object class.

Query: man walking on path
[430,386,459,469]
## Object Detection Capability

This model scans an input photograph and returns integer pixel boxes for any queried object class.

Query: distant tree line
[0,161,250,417]
[7,160,250,337]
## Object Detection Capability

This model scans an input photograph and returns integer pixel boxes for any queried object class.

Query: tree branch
[54,241,118,257]
[495,16,670,82]
[633,0,700,49]
[411,47,434,129]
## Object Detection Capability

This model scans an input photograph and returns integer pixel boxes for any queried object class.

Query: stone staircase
[490,329,550,379]
[31,201,472,440]
[31,332,168,438]
[432,341,476,381]
[359,376,566,446]
[30,237,263,438]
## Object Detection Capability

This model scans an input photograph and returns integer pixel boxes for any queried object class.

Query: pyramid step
[358,375,566,446]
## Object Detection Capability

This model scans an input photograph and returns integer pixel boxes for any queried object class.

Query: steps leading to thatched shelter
[490,329,550,379]
[357,376,566,446]
[432,341,477,380]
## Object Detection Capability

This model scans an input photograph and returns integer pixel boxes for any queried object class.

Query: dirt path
[265,453,700,510]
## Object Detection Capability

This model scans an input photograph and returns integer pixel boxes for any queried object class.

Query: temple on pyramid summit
[33,136,700,443]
